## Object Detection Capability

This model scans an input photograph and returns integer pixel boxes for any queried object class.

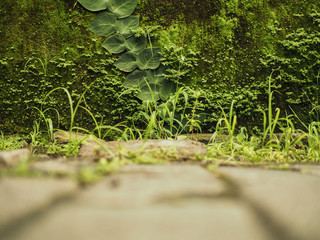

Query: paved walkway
[0,145,320,240]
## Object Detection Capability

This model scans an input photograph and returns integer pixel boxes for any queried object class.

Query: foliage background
[1,0,320,134]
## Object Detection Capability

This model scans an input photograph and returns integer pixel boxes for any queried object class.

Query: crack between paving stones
[214,171,302,240]
[153,192,235,204]
[0,191,77,240]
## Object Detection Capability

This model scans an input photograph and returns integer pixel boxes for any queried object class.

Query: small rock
[78,139,208,161]
[53,131,95,144]
[34,154,52,161]
[30,158,88,175]
[0,149,31,168]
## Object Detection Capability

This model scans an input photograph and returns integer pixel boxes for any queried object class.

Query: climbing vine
[78,0,176,101]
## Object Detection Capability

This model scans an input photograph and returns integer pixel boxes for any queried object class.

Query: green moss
[0,0,140,134]
[139,0,320,132]
[0,0,94,58]
[1,0,320,134]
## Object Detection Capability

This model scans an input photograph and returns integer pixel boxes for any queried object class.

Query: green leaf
[146,68,167,85]
[88,12,117,36]
[78,0,110,11]
[160,80,177,101]
[125,35,147,54]
[114,52,137,72]
[124,67,170,101]
[137,48,161,70]
[102,34,126,54]
[123,70,147,88]
[153,65,168,78]
[116,16,139,38]
[108,0,138,19]
[137,82,161,102]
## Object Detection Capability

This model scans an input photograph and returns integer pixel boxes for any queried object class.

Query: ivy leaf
[116,16,139,38]
[137,48,161,70]
[107,0,138,19]
[78,0,110,11]
[89,12,117,36]
[102,34,126,54]
[114,52,137,72]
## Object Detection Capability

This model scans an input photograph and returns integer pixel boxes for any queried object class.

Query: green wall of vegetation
[1,0,320,134]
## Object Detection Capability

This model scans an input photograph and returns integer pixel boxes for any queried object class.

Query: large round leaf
[89,12,117,36]
[137,82,162,102]
[78,0,110,11]
[124,68,168,101]
[137,48,161,70]
[107,0,138,19]
[125,35,147,54]
[153,65,168,80]
[160,80,177,101]
[102,34,126,54]
[116,16,139,38]
[146,69,166,85]
[123,70,147,88]
[114,52,137,72]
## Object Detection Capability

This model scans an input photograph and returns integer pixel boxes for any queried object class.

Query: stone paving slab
[7,199,271,240]
[2,165,272,240]
[2,163,320,240]
[73,164,227,208]
[293,164,320,177]
[217,167,320,240]
[0,177,78,230]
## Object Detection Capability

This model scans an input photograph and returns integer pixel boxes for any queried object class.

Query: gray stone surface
[293,164,320,177]
[74,164,226,208]
[7,199,271,240]
[217,167,320,240]
[30,157,90,175]
[2,165,272,240]
[0,149,31,167]
[53,131,95,144]
[0,177,78,229]
[2,164,320,240]
[79,139,208,161]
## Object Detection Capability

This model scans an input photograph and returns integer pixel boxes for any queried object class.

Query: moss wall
[138,0,320,131]
[0,0,140,134]
[1,0,320,134]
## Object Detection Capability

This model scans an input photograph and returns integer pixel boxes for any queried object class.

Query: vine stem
[73,0,78,9]
[147,31,153,50]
